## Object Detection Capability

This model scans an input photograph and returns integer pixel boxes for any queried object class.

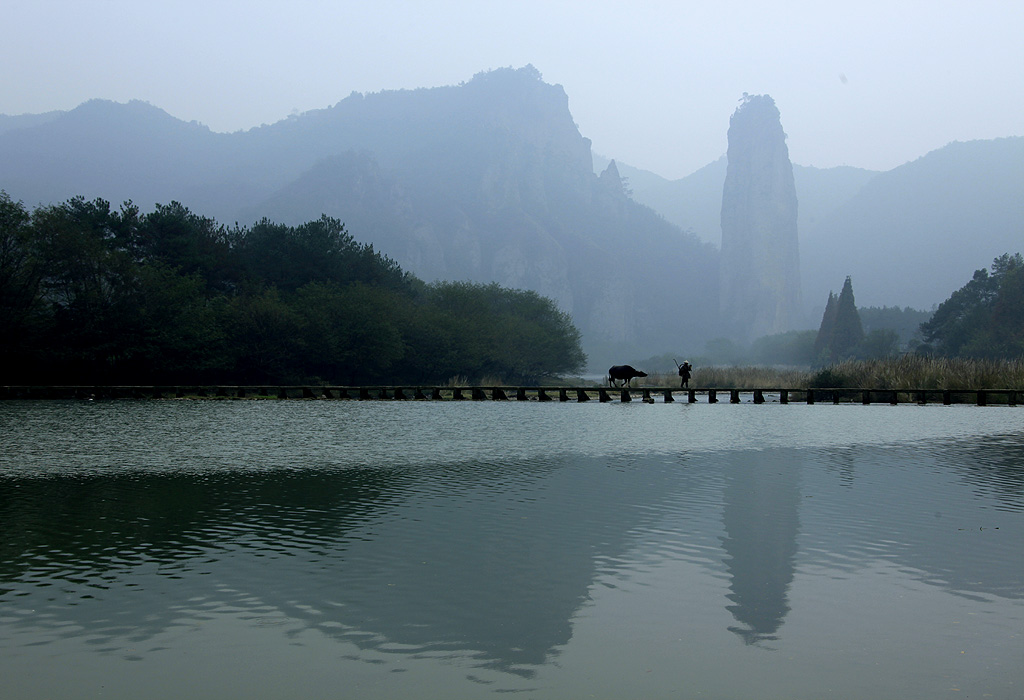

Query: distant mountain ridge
[0,67,718,366]
[594,155,880,247]
[3,68,1021,353]
[801,136,1024,309]
[0,110,63,135]
[599,135,1024,314]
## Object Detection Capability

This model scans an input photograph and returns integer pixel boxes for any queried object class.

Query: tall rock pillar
[719,94,801,341]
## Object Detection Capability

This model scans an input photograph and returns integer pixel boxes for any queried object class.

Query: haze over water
[1,399,1022,699]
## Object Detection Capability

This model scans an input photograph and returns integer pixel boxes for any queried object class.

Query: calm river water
[1,399,1022,699]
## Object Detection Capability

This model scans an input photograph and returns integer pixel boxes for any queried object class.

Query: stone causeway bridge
[1,385,1019,406]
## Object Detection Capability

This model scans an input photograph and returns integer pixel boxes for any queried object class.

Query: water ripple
[2,400,1023,699]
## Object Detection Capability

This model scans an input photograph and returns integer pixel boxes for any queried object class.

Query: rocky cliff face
[239,70,719,361]
[719,95,801,341]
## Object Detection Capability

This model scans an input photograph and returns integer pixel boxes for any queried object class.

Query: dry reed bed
[642,356,1024,391]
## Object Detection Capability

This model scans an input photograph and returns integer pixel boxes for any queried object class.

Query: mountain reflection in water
[721,448,802,645]
[1,400,1022,699]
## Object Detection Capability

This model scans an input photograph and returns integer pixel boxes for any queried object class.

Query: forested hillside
[0,193,585,385]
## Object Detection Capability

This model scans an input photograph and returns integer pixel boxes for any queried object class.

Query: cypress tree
[814,291,838,361]
[831,276,864,359]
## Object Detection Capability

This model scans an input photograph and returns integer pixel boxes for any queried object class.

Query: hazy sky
[3,0,1021,179]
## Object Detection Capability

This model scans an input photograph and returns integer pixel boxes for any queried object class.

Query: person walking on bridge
[676,360,692,388]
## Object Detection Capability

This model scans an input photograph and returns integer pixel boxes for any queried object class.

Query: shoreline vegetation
[8,356,1022,394]
[4,192,1021,389]
[629,356,1024,391]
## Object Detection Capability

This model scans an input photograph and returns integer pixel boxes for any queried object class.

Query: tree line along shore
[0,193,586,386]
[4,191,1022,387]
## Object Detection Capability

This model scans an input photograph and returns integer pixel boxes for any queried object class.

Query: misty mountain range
[2,66,1022,364]
[600,134,1024,312]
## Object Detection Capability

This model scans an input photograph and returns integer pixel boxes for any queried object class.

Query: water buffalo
[608,365,647,387]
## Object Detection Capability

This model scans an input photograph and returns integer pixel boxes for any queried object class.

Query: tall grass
[642,356,1024,390]
[807,356,1024,390]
